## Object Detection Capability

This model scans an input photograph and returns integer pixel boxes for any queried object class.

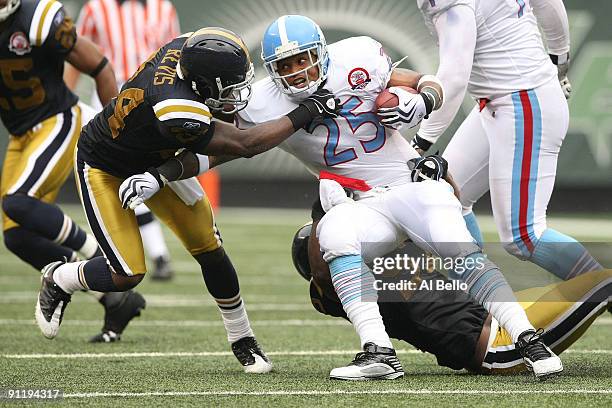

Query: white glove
[119,169,165,210]
[377,87,428,130]
[319,179,353,212]
[551,53,572,99]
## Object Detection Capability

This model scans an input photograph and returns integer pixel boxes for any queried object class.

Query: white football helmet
[0,0,20,22]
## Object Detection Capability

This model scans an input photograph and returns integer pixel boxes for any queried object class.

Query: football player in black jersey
[0,0,145,343]
[292,221,611,374]
[34,27,340,373]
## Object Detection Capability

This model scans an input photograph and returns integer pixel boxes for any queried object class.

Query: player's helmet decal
[178,27,254,114]
[0,0,20,22]
[261,15,330,100]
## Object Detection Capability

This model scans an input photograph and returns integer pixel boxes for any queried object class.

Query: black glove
[287,89,342,130]
[408,154,448,182]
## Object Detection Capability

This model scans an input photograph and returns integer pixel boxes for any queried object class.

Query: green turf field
[0,205,610,407]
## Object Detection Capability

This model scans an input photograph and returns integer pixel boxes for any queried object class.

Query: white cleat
[231,336,273,374]
[516,329,564,380]
[35,262,72,339]
[330,343,404,381]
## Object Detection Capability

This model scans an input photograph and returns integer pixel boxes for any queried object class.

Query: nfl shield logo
[9,32,31,55]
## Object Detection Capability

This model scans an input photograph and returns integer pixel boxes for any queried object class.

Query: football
[374,86,418,110]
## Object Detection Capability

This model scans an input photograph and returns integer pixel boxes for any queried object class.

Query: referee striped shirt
[75,0,180,85]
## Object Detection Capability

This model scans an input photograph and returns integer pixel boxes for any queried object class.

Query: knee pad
[316,205,361,263]
[2,194,35,223]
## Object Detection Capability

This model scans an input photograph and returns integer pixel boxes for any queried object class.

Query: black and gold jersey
[0,0,78,136]
[79,35,214,179]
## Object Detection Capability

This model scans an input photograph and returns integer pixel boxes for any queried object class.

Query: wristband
[89,57,109,78]
[411,134,433,152]
[549,53,569,65]
[286,105,313,130]
[197,154,210,174]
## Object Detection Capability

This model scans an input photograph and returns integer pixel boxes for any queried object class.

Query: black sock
[3,227,75,270]
[195,248,240,299]
[83,257,119,292]
[2,194,87,251]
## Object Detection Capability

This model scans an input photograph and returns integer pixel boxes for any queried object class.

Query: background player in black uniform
[0,0,144,343]
[292,221,611,375]
[34,27,340,373]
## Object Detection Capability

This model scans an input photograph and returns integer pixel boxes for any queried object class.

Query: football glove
[377,87,430,130]
[550,53,571,99]
[408,154,448,182]
[300,88,341,119]
[119,168,166,210]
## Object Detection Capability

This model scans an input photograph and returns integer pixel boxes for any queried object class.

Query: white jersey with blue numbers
[418,0,557,98]
[237,36,418,189]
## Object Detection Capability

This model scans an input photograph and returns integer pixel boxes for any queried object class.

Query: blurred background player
[413,0,602,280]
[64,0,181,280]
[34,27,340,373]
[0,0,144,343]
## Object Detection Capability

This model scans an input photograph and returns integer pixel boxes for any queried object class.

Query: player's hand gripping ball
[376,86,427,130]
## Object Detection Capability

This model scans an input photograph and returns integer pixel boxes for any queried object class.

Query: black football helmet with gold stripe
[178,27,254,114]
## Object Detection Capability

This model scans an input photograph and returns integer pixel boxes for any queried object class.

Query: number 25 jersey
[237,36,418,189]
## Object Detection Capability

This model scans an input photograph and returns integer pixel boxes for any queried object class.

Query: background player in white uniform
[413,0,602,280]
[232,15,562,380]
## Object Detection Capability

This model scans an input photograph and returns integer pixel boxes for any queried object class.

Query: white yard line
[0,318,610,327]
[3,349,611,360]
[60,389,612,398]
[0,318,348,328]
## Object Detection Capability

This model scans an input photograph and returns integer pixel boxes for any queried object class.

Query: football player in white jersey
[229,15,563,380]
[413,0,602,281]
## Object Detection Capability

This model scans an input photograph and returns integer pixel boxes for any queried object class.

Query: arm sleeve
[416,4,476,144]
[530,0,570,56]
[152,96,215,151]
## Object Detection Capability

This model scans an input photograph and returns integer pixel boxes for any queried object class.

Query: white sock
[53,261,89,294]
[135,205,170,260]
[329,256,393,349]
[345,301,393,348]
[485,301,534,343]
[78,233,99,259]
[216,294,254,343]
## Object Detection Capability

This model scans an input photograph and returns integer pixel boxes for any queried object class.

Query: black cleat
[35,261,72,339]
[231,336,273,373]
[150,256,174,281]
[89,291,146,343]
[516,329,563,380]
[330,342,404,380]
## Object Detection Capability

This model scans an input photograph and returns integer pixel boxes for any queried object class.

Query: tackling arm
[65,36,118,106]
[415,4,477,151]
